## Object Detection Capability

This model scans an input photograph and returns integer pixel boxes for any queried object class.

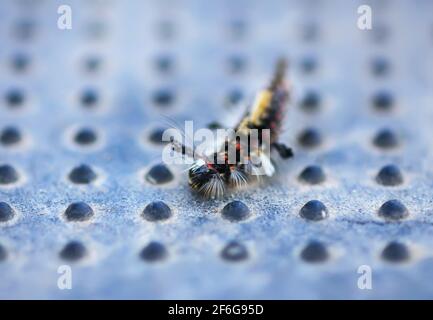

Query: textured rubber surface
[1,0,433,299]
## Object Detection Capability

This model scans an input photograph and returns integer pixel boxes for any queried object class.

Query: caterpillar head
[188,159,250,199]
[188,159,227,199]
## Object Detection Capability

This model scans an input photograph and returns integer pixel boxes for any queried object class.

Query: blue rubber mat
[1,0,433,299]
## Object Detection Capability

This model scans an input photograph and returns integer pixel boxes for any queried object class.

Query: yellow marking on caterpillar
[250,90,272,125]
